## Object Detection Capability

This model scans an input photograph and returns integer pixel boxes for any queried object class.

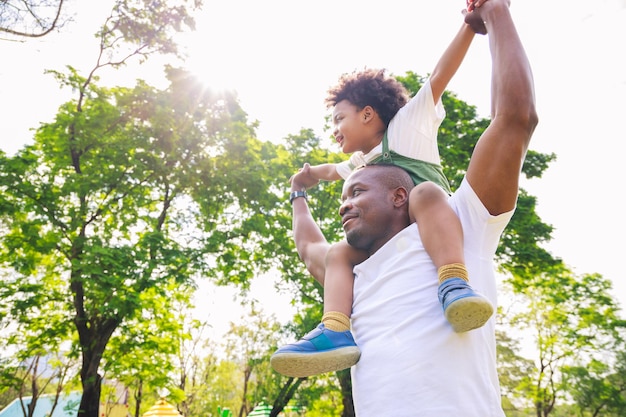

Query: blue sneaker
[438,277,494,333]
[270,323,361,377]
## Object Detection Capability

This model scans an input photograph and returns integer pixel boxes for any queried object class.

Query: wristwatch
[289,190,308,204]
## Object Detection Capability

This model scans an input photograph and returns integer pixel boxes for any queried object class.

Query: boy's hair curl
[325,68,409,126]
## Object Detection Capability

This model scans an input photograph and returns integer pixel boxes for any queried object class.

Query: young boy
[271,15,493,379]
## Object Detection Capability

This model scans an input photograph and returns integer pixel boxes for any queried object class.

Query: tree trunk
[336,369,355,417]
[27,356,40,417]
[74,316,119,417]
[238,365,251,417]
[71,238,120,417]
[134,380,143,417]
[78,374,102,417]
[270,377,304,417]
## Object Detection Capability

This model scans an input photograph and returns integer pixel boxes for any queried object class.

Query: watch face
[290,191,307,204]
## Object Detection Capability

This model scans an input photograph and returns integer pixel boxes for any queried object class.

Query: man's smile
[342,212,358,229]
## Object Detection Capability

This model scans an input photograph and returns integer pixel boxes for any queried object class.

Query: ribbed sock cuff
[322,311,351,332]
[438,263,468,284]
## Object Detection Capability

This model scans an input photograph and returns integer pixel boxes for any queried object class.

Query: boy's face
[332,100,370,154]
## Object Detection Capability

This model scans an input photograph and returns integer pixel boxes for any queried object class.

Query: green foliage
[2,20,621,415]
[0,350,80,416]
[496,330,535,403]
[0,63,287,417]
[221,304,283,416]
[501,265,626,417]
[499,191,559,283]
[94,0,200,68]
[104,282,194,404]
[563,349,626,416]
[186,359,241,416]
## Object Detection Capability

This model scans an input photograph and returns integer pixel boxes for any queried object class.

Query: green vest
[368,132,452,195]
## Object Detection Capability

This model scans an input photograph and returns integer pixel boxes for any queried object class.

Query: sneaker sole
[270,346,361,378]
[445,296,494,333]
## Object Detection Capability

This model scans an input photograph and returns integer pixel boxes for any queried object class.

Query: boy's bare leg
[323,240,367,318]
[410,182,493,332]
[270,241,365,378]
[410,183,464,267]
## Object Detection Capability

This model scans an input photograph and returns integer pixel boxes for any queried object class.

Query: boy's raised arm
[429,18,476,104]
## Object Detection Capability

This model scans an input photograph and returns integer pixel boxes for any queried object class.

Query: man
[288,0,537,415]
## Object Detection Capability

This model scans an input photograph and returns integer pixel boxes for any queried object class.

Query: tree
[0,0,66,39]
[0,351,79,417]
[503,265,626,417]
[496,329,535,413]
[0,267,80,416]
[103,282,196,417]
[564,349,626,416]
[0,61,289,416]
[173,311,212,417]
[222,304,283,417]
[0,22,563,416]
[0,1,318,416]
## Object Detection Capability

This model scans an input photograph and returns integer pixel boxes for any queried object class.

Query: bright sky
[2,0,626,334]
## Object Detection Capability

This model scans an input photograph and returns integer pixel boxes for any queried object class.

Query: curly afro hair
[325,68,409,127]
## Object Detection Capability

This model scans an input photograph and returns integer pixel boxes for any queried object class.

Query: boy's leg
[270,241,366,378]
[409,182,493,332]
[322,239,367,329]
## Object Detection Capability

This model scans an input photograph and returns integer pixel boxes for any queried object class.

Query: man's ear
[392,187,410,207]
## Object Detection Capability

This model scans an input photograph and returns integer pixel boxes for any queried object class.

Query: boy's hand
[464,0,494,35]
[290,163,320,191]
[466,0,489,12]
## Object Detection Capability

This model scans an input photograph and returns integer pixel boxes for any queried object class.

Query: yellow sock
[438,263,469,284]
[322,311,351,332]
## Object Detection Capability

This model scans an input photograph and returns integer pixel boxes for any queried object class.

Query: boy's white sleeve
[387,79,445,164]
[336,161,353,180]
[336,152,367,180]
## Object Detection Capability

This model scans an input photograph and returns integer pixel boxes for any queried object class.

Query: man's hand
[464,0,501,35]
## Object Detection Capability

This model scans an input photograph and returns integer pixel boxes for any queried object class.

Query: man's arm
[464,0,539,215]
[291,163,331,285]
[429,21,476,105]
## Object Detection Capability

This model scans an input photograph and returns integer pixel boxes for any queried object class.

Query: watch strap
[289,190,308,204]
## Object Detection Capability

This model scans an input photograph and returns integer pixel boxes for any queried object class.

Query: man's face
[339,168,397,254]
[332,100,367,154]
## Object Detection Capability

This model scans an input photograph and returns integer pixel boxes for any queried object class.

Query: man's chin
[345,230,363,250]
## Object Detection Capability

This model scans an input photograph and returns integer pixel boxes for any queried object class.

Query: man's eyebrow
[345,180,367,192]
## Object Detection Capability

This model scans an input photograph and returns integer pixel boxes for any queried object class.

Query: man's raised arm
[290,163,331,286]
[464,0,539,215]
